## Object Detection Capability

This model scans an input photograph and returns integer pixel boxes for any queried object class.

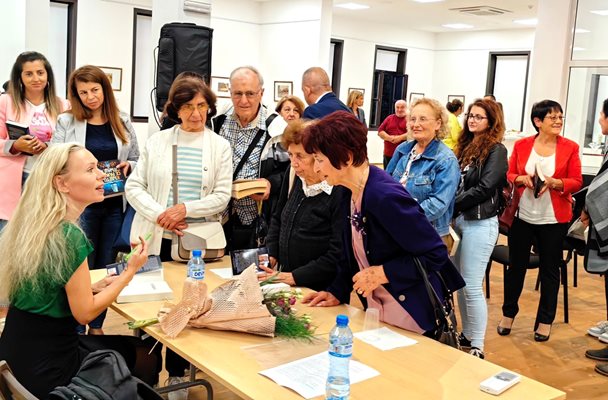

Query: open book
[533,162,546,198]
[232,178,267,199]
[107,255,173,303]
[98,159,126,198]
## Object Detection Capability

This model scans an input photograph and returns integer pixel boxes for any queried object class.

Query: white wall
[0,1,33,85]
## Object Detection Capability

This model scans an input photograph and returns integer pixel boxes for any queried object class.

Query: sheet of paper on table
[353,327,418,350]
[210,267,233,279]
[259,351,379,399]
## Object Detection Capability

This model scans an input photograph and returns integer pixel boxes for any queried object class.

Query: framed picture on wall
[409,92,424,103]
[447,95,465,105]
[98,67,122,91]
[274,81,293,101]
[211,76,231,98]
[348,88,365,97]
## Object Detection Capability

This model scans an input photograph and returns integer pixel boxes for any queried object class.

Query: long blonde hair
[0,144,85,299]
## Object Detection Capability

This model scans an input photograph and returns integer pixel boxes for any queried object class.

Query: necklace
[350,165,369,235]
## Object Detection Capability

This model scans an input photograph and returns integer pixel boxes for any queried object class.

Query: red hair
[302,111,367,169]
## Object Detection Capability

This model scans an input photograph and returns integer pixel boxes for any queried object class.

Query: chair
[484,232,570,323]
[0,360,37,400]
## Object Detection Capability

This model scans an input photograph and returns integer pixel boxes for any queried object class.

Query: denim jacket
[386,139,460,236]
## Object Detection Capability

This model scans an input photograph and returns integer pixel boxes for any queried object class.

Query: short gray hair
[229,65,264,88]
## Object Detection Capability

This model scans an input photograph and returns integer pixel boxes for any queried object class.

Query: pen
[124,232,152,262]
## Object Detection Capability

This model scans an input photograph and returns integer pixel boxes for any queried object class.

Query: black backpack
[48,350,163,400]
[155,22,213,112]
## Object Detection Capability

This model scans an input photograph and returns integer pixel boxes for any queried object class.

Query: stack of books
[232,179,267,199]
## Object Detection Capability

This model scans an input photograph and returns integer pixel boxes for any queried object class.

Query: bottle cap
[336,314,349,326]
[192,250,202,257]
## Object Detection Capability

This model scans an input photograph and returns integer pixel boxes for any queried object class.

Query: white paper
[210,267,233,279]
[354,327,417,350]
[259,351,379,399]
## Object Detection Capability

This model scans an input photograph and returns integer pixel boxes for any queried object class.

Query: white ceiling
[331,0,540,33]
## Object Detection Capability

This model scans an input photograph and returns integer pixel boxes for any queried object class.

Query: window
[131,8,152,122]
[485,52,531,132]
[329,39,344,96]
[370,46,407,128]
[49,0,77,98]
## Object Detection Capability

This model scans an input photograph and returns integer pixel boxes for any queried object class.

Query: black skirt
[0,307,81,398]
[0,307,163,398]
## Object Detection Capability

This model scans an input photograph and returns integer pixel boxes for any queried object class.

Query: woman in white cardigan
[125,72,232,389]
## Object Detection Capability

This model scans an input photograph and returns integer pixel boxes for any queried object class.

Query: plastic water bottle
[326,314,352,400]
[187,249,205,280]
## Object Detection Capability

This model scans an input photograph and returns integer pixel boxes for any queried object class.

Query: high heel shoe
[497,317,514,336]
[534,323,551,342]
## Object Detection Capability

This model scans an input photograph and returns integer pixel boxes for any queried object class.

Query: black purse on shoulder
[413,257,461,350]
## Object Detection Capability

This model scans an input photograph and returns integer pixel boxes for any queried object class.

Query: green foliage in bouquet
[263,288,315,340]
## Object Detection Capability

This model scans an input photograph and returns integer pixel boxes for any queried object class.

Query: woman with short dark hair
[302,111,464,338]
[259,119,345,291]
[126,73,232,389]
[498,99,582,342]
[443,98,464,150]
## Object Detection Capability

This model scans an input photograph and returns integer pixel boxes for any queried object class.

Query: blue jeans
[453,214,498,350]
[77,200,124,333]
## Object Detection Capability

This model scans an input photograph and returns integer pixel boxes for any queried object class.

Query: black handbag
[413,257,461,350]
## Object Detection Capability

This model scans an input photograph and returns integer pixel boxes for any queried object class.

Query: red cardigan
[507,135,582,223]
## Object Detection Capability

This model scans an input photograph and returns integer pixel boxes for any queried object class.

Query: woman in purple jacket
[302,111,464,336]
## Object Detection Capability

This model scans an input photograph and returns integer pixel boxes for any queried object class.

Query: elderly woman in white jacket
[126,73,232,258]
[125,73,232,387]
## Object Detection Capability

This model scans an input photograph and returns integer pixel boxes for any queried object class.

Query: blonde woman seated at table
[0,144,160,398]
[258,119,346,291]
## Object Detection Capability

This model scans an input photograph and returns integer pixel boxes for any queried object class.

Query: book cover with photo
[98,159,126,198]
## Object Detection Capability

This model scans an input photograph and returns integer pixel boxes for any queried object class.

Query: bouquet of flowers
[129,265,314,340]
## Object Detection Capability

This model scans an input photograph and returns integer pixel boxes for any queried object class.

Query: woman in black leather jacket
[452,99,508,359]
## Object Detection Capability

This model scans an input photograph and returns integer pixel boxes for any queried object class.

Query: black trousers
[383,155,392,170]
[502,217,568,326]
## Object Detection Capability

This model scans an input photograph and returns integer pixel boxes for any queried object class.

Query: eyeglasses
[181,103,208,115]
[230,90,260,99]
[466,114,488,122]
[544,115,565,122]
[409,117,436,124]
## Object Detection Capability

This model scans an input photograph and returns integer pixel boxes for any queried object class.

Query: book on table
[232,178,267,199]
[106,255,173,303]
[533,162,546,198]
[97,159,126,198]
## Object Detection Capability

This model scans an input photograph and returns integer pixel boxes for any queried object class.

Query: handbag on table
[413,256,461,350]
[170,143,226,262]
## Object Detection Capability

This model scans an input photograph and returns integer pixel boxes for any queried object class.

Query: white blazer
[125,126,233,255]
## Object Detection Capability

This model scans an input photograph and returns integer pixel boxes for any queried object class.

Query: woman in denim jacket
[386,98,460,243]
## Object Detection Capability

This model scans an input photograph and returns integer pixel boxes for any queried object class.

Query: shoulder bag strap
[233,128,266,181]
[413,256,453,328]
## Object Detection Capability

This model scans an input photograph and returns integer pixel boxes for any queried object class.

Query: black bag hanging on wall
[155,22,213,112]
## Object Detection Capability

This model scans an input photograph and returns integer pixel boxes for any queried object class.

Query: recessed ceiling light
[513,18,538,26]
[575,28,590,33]
[412,0,445,3]
[573,47,585,51]
[442,23,474,29]
[590,9,608,16]
[335,2,369,10]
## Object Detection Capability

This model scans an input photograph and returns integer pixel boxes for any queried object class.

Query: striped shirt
[164,130,205,238]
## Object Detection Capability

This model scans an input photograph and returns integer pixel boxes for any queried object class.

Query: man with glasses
[301,67,350,119]
[211,66,289,250]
